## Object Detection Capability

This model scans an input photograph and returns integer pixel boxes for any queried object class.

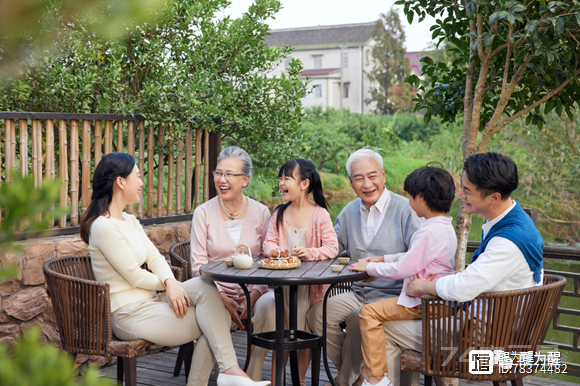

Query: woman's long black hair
[80,153,136,244]
[275,159,329,231]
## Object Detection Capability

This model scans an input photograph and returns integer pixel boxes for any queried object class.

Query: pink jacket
[190,196,270,297]
[263,205,339,306]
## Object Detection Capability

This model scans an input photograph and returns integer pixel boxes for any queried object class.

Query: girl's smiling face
[279,166,309,202]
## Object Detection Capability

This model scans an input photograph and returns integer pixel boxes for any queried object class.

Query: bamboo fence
[0,112,209,231]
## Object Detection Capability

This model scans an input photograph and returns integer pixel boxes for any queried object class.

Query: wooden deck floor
[97,330,577,386]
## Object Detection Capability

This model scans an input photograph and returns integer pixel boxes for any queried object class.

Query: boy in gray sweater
[306,148,420,386]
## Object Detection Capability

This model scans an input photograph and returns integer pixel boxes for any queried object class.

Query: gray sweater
[334,190,420,304]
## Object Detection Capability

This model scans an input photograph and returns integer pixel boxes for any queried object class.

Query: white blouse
[226,219,245,244]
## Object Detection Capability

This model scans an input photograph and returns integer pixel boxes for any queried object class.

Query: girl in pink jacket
[263,159,339,386]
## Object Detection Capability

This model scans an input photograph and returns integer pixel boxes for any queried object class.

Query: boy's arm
[366,231,439,280]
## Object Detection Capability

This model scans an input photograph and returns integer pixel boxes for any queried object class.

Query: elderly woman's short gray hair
[217,146,253,188]
[345,147,384,176]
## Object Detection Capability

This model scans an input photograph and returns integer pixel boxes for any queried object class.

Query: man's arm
[408,237,526,302]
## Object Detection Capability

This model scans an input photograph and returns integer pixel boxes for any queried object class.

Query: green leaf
[483,34,495,47]
[576,12,580,27]
[489,12,499,25]
[407,11,414,24]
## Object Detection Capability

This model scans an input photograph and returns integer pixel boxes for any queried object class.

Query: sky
[223,0,437,52]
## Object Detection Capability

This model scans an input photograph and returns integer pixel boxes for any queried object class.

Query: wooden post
[127,121,135,214]
[70,120,79,226]
[176,140,183,215]
[59,120,68,228]
[46,120,55,179]
[10,120,16,167]
[19,120,28,177]
[167,127,174,216]
[208,128,221,199]
[104,120,113,155]
[147,124,154,217]
[185,125,193,214]
[203,130,209,202]
[35,119,43,188]
[31,120,37,186]
[81,120,91,218]
[117,121,123,152]
[194,129,202,209]
[95,121,102,168]
[157,124,164,217]
[138,121,145,218]
[3,119,12,182]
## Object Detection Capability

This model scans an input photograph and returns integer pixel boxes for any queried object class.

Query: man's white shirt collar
[482,200,516,238]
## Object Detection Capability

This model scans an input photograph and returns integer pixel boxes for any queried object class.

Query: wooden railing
[1,112,210,234]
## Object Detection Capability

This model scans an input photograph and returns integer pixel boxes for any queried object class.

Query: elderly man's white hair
[345,148,384,176]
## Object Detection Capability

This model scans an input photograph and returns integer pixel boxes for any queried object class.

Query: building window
[343,52,348,68]
[343,83,350,98]
[314,85,322,98]
[313,55,322,69]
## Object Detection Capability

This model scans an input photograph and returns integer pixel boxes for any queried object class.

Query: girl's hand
[165,278,191,318]
[349,260,369,272]
[293,247,310,260]
[220,292,245,330]
[234,289,261,320]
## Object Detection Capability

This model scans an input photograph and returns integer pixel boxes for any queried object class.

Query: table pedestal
[241,283,337,386]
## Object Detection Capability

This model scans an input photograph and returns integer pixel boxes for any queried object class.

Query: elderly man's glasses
[213,171,245,180]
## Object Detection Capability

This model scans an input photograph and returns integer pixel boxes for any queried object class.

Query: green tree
[0,0,166,78]
[0,0,309,171]
[366,8,415,114]
[400,0,580,267]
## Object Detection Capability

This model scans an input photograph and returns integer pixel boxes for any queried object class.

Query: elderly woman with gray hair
[189,146,275,384]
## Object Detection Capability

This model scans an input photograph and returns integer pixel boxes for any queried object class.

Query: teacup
[224,259,234,267]
[330,264,343,272]
[337,257,350,265]
[233,244,253,269]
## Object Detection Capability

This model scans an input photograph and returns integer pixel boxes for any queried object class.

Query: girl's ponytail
[310,168,329,211]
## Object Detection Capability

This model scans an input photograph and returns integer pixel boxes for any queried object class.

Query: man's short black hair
[404,164,455,213]
[463,152,518,199]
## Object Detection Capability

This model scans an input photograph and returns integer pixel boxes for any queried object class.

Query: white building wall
[269,44,376,114]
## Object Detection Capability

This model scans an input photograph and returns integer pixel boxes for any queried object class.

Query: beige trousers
[382,319,423,386]
[306,291,368,386]
[359,297,422,377]
[112,277,238,386]
[188,289,276,384]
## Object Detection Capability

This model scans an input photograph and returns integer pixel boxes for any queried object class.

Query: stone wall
[0,220,191,368]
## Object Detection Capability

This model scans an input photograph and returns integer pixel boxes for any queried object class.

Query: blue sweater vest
[472,201,544,283]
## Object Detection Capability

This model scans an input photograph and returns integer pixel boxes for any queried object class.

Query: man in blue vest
[376,152,544,386]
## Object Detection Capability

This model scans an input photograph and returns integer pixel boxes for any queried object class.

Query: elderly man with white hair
[306,148,420,386]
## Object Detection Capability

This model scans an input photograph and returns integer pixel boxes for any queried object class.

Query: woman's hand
[220,292,245,330]
[165,278,191,318]
[293,246,310,260]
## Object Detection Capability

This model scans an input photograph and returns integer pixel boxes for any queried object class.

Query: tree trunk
[453,201,472,272]
[208,127,222,200]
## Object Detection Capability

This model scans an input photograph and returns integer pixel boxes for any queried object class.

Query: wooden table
[201,256,369,386]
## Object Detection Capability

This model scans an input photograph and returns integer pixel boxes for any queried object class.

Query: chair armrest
[171,266,184,282]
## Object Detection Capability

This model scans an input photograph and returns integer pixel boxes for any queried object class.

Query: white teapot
[233,244,253,269]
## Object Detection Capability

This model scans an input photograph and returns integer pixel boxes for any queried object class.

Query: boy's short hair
[404,164,455,213]
[463,152,518,199]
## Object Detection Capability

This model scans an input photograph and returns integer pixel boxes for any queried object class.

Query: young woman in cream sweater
[79,152,270,386]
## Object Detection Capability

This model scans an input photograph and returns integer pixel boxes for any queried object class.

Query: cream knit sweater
[89,213,175,312]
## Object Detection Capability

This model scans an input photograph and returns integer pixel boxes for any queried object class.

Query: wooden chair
[399,274,567,386]
[43,255,183,386]
[169,240,195,381]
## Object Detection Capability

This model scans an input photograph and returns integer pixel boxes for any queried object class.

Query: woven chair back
[44,255,112,356]
[421,274,566,381]
[170,240,192,281]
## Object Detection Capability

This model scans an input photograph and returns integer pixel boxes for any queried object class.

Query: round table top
[200,256,369,286]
